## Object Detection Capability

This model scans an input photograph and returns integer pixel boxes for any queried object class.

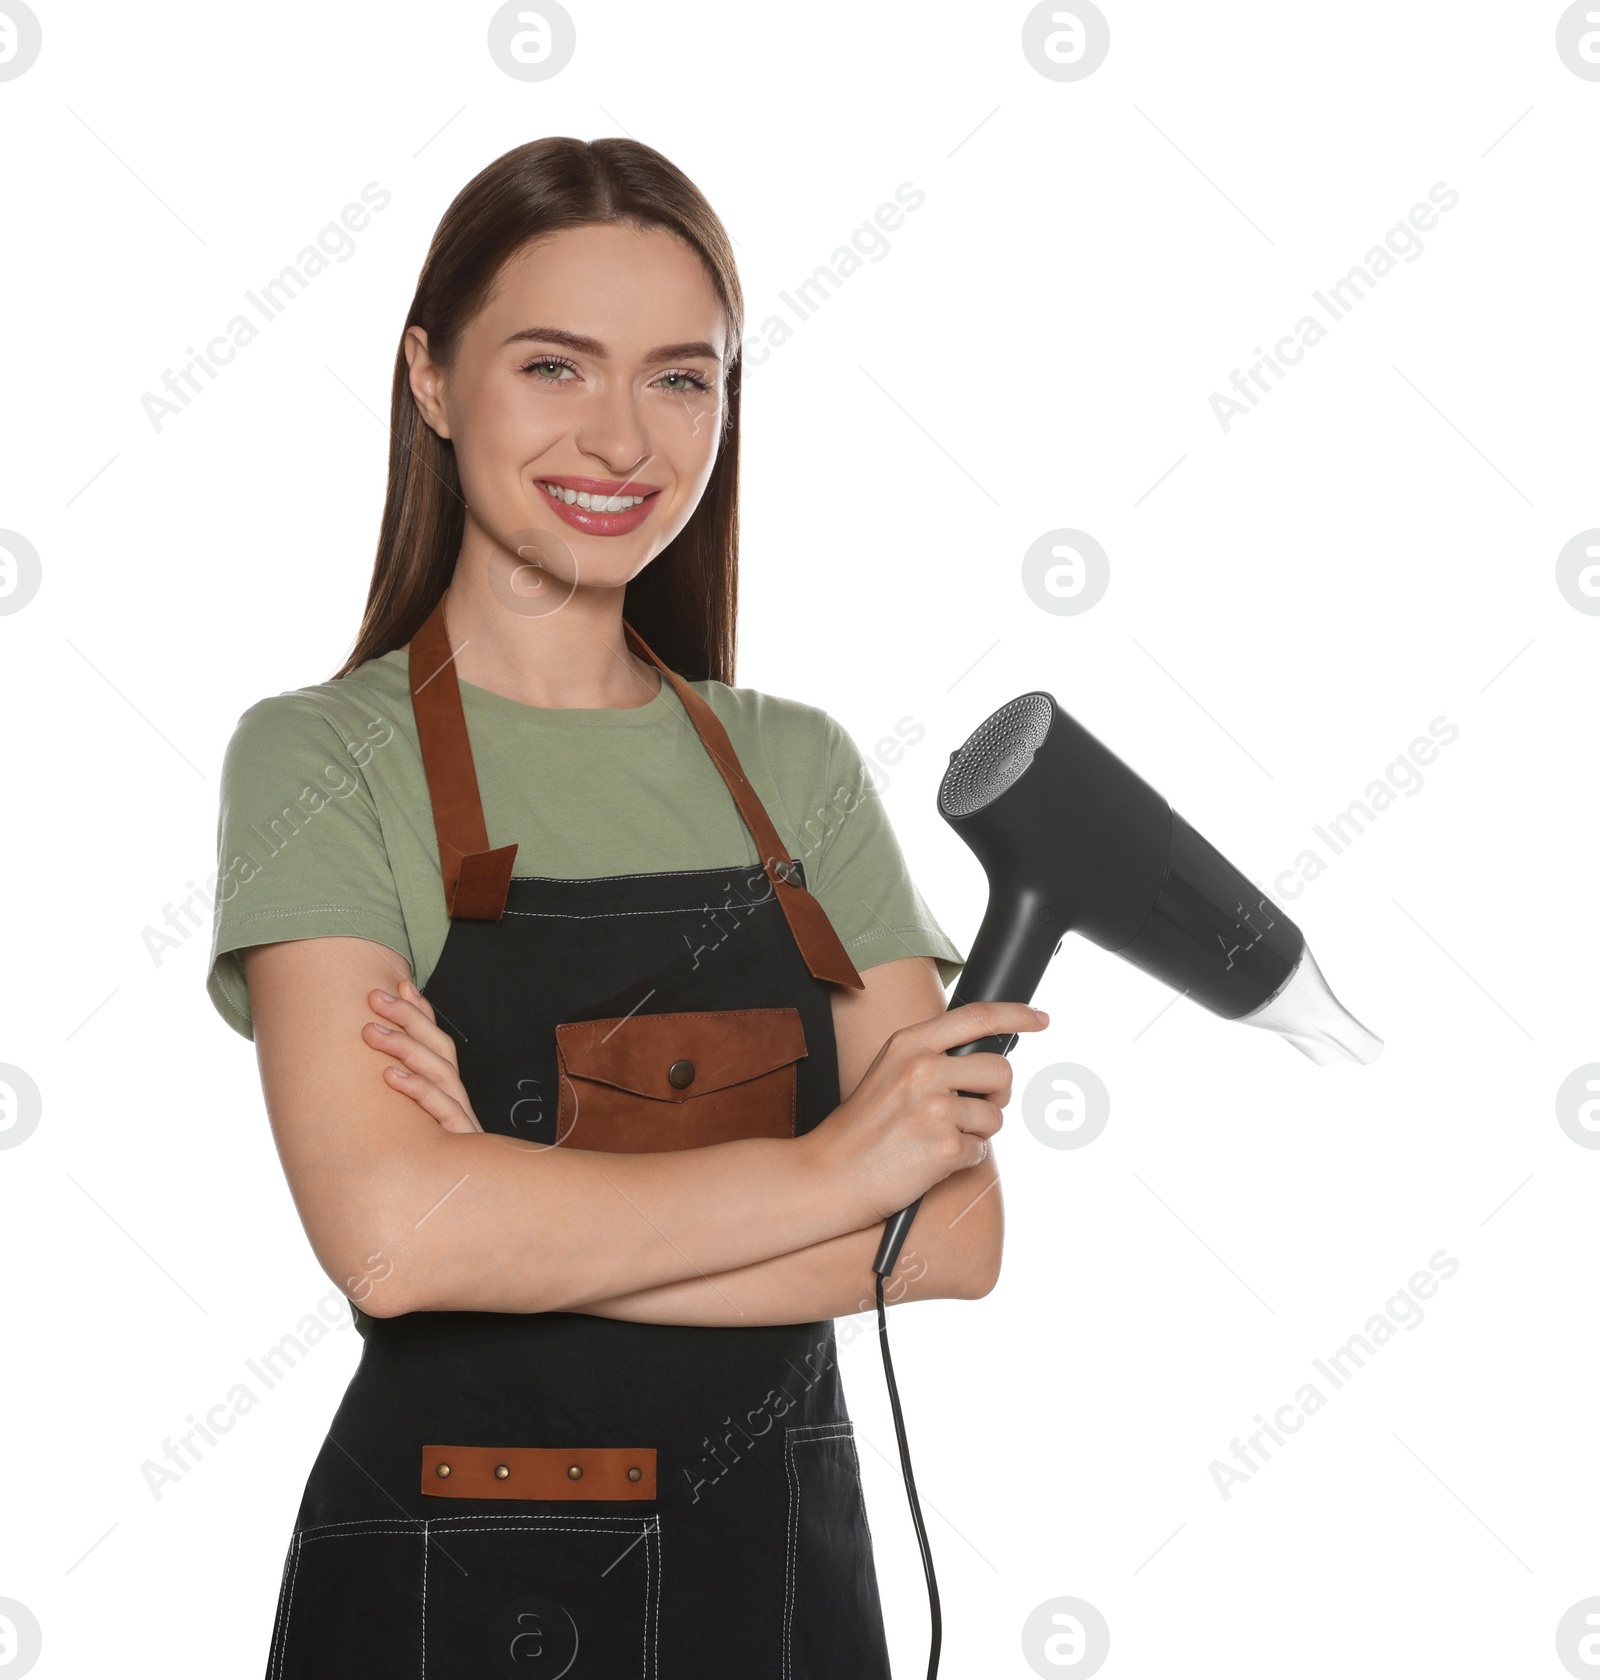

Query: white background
[2,2,1597,1676]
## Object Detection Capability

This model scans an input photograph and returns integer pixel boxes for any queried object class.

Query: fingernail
[377,990,397,1003]
[390,1067,410,1078]
[372,1022,394,1034]
[1034,1008,1050,1025]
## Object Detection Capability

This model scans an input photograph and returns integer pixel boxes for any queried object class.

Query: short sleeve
[805,714,966,988]
[205,695,414,1040]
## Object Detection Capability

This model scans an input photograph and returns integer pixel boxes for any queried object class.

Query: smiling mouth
[538,480,658,514]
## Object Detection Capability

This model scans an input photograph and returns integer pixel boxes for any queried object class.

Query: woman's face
[406,221,727,596]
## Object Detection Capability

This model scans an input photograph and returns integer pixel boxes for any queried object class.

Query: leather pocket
[555,1006,806,1152]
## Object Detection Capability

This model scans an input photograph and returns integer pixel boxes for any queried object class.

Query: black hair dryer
[872,691,1382,1277]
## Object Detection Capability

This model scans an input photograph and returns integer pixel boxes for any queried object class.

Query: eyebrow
[502,325,723,364]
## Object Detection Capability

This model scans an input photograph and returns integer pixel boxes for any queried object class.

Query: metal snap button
[434,1462,451,1479]
[567,1463,583,1480]
[667,1059,695,1089]
[495,1463,510,1480]
[627,1465,642,1481]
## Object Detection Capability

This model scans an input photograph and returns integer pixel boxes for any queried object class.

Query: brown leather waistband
[421,1445,658,1501]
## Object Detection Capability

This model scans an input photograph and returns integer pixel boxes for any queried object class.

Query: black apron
[263,595,895,1679]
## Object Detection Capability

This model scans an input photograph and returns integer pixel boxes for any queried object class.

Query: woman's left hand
[362,978,484,1134]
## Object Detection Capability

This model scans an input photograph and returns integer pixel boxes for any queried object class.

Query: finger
[362,1022,470,1102]
[954,1094,1005,1140]
[911,1001,1049,1056]
[398,976,438,1025]
[383,1064,482,1133]
[928,1048,1013,1097]
[368,988,457,1060]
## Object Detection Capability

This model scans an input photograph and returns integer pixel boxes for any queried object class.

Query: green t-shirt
[205,646,966,1038]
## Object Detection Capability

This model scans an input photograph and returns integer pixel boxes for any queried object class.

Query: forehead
[478,223,727,355]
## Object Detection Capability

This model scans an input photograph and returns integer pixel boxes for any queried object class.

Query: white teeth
[541,482,646,513]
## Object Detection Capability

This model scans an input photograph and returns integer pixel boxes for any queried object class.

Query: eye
[656,368,715,394]
[520,354,578,383]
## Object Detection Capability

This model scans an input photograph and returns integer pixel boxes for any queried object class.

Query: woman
[206,135,1045,1679]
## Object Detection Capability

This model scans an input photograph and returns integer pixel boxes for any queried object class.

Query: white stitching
[508,863,766,884]
[298,1524,426,1545]
[427,1519,657,1535]
[420,1520,427,1680]
[500,903,779,921]
[294,1517,425,1536]
[271,1529,301,1680]
[784,1422,856,1680]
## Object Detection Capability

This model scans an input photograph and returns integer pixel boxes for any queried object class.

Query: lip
[535,474,661,537]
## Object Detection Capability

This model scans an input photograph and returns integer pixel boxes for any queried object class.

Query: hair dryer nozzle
[1235,941,1384,1066]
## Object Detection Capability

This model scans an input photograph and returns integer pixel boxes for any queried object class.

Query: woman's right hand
[812,1000,1049,1222]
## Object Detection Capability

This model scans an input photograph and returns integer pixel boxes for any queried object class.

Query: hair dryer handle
[870,1037,1006,1277]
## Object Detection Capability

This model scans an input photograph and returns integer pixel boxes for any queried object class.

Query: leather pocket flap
[555,1007,807,1102]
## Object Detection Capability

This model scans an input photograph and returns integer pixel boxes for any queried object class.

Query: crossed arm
[244,937,1004,1326]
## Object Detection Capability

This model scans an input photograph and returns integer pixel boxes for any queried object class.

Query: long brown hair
[331,137,744,684]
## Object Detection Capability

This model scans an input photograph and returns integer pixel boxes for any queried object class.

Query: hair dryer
[872,690,1382,1277]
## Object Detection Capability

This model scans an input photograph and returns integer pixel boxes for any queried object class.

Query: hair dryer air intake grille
[938,692,1054,817]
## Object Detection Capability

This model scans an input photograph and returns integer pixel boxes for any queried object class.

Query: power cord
[876,1269,941,1680]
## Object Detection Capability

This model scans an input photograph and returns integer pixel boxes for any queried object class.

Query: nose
[573,379,654,481]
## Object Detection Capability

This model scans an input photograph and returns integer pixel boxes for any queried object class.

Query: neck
[436,534,663,711]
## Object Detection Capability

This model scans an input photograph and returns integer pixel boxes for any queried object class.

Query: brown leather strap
[408,595,519,918]
[623,620,864,991]
[421,1444,657,1501]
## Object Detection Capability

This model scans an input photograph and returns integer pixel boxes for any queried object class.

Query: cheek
[658,391,724,480]
[455,380,559,478]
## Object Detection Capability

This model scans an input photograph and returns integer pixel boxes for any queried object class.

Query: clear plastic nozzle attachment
[1235,942,1384,1066]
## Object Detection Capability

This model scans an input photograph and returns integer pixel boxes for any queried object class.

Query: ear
[404,325,452,440]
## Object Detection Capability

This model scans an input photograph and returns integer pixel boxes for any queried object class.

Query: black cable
[876,1269,941,1680]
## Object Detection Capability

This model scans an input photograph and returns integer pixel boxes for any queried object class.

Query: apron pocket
[555,1006,806,1151]
[783,1422,890,1680]
[269,1521,425,1679]
[425,1513,661,1679]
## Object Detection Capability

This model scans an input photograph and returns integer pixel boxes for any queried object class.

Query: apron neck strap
[405,593,865,991]
[622,619,864,992]
[407,593,522,919]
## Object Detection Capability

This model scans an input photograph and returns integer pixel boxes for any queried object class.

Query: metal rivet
[495,1463,510,1480]
[567,1463,583,1480]
[627,1465,642,1482]
[434,1462,451,1479]
[667,1058,695,1090]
